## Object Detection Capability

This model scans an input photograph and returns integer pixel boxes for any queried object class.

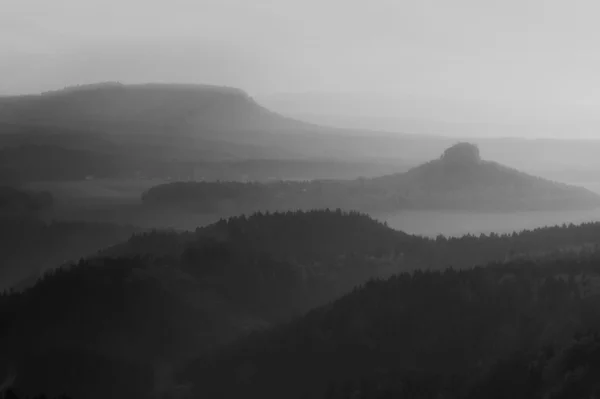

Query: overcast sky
[3,0,600,136]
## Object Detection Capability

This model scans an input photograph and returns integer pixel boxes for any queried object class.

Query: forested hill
[185,256,600,399]
[142,143,600,213]
[193,210,412,262]
[110,209,600,272]
[0,218,139,292]
[0,186,53,217]
[0,258,207,399]
[103,209,410,260]
[1,391,70,399]
[0,213,411,399]
[6,211,600,397]
[0,187,132,294]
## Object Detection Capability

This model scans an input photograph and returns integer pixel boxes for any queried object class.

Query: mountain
[0,85,292,182]
[0,83,423,183]
[259,91,600,174]
[0,217,140,292]
[4,83,600,182]
[0,186,53,217]
[0,210,414,399]
[8,211,600,397]
[366,142,600,211]
[0,186,140,292]
[142,143,600,213]
[0,83,309,138]
[184,256,600,399]
[0,83,312,171]
[104,212,600,278]
[0,257,211,399]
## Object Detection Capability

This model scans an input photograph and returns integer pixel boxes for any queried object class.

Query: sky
[3,0,600,137]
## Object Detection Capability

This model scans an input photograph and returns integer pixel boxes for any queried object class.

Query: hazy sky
[3,0,600,136]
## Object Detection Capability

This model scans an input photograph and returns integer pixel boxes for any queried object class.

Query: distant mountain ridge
[0,83,423,182]
[0,83,311,138]
[365,142,600,211]
[3,82,600,185]
[143,143,600,213]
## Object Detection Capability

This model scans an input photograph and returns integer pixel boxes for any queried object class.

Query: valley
[378,208,600,237]
[20,175,600,237]
[3,83,600,399]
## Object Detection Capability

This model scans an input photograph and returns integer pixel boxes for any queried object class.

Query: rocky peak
[440,142,481,165]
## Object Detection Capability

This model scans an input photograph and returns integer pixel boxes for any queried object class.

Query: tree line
[5,210,600,398]
[184,256,600,399]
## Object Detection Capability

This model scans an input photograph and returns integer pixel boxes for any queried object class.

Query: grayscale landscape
[4,1,600,398]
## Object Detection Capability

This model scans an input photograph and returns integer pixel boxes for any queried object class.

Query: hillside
[7,211,600,397]
[0,187,140,292]
[0,218,140,292]
[184,257,600,399]
[142,143,600,213]
[0,211,413,399]
[0,186,53,217]
[0,83,312,182]
[0,83,420,183]
[108,214,600,272]
[366,142,600,211]
[5,83,600,184]
[0,83,309,138]
[0,258,213,399]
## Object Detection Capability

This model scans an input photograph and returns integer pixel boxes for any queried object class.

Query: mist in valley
[5,1,600,399]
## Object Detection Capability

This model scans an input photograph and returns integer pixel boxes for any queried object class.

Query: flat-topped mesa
[41,81,125,96]
[440,142,481,166]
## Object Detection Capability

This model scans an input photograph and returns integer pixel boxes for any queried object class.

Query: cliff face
[440,142,481,165]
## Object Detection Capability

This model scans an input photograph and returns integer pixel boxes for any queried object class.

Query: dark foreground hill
[6,211,600,397]
[0,258,197,399]
[0,186,53,217]
[0,217,139,292]
[108,210,600,273]
[0,211,600,399]
[0,211,413,399]
[184,257,600,399]
[143,143,600,213]
[1,390,71,399]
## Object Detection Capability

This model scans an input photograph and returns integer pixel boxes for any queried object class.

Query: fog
[6,2,600,399]
[4,0,600,138]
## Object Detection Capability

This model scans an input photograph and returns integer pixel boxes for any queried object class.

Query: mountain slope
[0,83,309,138]
[0,217,140,292]
[0,83,318,182]
[0,211,414,399]
[0,83,422,182]
[8,212,600,397]
[6,82,600,179]
[0,257,219,399]
[367,142,600,211]
[142,143,600,213]
[183,256,600,399]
